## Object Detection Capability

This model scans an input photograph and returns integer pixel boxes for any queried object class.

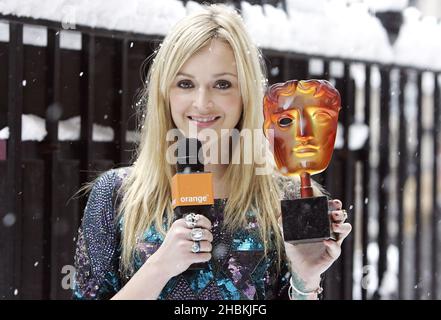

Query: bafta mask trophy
[263,80,341,244]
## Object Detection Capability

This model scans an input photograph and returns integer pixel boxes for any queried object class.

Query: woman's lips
[187,116,221,128]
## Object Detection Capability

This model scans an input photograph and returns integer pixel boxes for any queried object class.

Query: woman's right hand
[148,214,213,279]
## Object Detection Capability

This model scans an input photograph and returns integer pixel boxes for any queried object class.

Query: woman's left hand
[279,199,352,289]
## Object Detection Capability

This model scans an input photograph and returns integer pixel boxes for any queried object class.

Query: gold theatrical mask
[263,80,341,177]
[263,80,342,244]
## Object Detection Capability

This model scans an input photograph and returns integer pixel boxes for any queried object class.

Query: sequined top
[72,167,304,300]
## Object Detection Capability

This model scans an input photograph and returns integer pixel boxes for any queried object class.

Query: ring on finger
[191,241,201,253]
[185,213,199,228]
[185,220,196,228]
[190,228,204,241]
[341,209,348,221]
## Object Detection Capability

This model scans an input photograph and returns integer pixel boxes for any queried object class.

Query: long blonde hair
[118,4,286,276]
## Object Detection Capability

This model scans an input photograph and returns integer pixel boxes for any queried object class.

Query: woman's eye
[215,80,231,89]
[278,117,293,127]
[177,80,193,89]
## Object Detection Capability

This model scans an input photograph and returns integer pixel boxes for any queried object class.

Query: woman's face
[169,39,243,140]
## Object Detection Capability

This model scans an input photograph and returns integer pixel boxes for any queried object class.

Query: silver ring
[342,209,348,221]
[190,228,204,241]
[185,213,199,228]
[191,241,201,253]
[185,220,196,228]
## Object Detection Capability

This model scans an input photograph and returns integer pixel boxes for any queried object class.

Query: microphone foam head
[176,138,204,173]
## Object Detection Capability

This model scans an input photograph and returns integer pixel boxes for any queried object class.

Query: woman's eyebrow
[176,72,238,78]
[213,72,237,77]
[176,72,194,78]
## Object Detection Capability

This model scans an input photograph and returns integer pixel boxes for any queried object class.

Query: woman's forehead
[178,39,238,76]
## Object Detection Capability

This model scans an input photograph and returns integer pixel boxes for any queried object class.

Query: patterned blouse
[72,166,305,300]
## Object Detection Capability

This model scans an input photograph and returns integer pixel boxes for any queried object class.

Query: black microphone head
[176,138,204,173]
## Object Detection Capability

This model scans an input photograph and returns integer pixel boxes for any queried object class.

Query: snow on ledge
[59,30,81,50]
[335,121,370,150]
[23,25,47,47]
[0,20,9,42]
[0,114,140,143]
[58,116,115,142]
[23,114,47,141]
[0,126,10,139]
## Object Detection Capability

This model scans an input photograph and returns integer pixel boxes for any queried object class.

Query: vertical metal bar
[43,28,61,300]
[306,58,311,79]
[115,38,129,166]
[282,56,308,80]
[321,59,341,300]
[375,67,391,299]
[397,69,408,300]
[318,58,338,300]
[282,56,291,81]
[321,60,331,189]
[0,140,5,160]
[6,22,24,300]
[80,34,95,184]
[414,72,423,299]
[431,73,440,299]
[323,60,330,81]
[361,64,371,300]
[78,33,96,232]
[280,0,287,12]
[342,63,356,300]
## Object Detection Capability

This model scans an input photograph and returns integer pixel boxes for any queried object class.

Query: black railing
[0,6,440,300]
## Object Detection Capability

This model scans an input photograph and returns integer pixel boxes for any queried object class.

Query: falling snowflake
[270,67,279,76]
[2,213,16,227]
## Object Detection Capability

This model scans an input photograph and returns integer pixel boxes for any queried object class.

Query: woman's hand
[148,214,213,279]
[279,199,352,290]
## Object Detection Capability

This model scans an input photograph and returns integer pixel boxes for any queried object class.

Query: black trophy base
[281,196,335,245]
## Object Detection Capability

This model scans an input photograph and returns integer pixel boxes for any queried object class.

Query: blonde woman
[72,4,351,300]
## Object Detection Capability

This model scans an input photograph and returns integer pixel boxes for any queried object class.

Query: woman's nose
[193,88,214,112]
